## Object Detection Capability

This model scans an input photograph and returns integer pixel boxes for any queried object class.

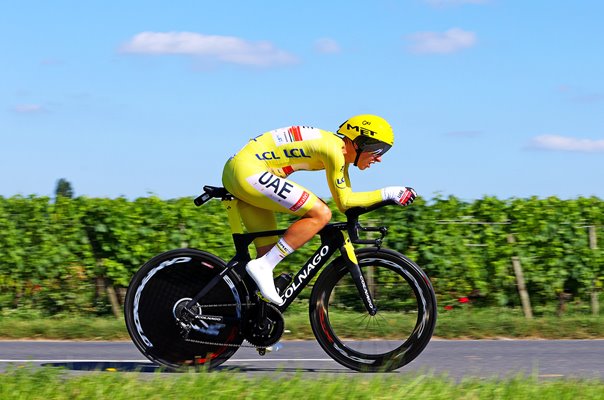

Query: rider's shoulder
[261,126,332,142]
[313,131,346,161]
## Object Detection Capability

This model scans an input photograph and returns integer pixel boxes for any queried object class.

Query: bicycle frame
[187,192,378,315]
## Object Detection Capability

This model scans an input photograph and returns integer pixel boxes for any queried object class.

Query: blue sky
[2,0,603,201]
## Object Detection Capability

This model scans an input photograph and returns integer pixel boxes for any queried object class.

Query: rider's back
[232,126,343,176]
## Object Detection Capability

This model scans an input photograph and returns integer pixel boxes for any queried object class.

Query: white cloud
[406,28,477,54]
[314,38,341,54]
[530,134,604,153]
[120,32,298,67]
[425,0,489,7]
[13,104,45,114]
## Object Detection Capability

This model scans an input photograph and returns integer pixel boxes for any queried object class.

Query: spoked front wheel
[124,249,246,371]
[309,248,437,372]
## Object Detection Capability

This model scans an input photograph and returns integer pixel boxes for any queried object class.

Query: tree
[55,178,74,198]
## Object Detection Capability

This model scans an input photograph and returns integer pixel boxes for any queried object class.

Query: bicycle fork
[340,234,377,316]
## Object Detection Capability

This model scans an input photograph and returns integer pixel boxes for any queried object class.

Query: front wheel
[309,248,437,372]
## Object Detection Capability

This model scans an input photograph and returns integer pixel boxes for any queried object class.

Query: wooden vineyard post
[589,226,600,316]
[106,283,122,319]
[507,234,533,319]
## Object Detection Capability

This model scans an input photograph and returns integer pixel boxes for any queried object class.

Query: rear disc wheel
[124,249,245,370]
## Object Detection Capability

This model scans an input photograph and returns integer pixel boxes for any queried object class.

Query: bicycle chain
[182,301,266,349]
[184,337,260,348]
[195,302,256,308]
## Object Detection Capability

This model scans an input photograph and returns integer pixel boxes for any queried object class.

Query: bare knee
[284,202,332,249]
[307,201,332,226]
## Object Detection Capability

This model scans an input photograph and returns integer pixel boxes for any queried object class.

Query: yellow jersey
[225,126,382,212]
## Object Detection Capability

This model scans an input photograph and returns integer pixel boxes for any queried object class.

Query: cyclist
[222,114,416,305]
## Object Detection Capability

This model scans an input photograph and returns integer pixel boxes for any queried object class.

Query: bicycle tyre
[124,248,246,371]
[309,248,437,372]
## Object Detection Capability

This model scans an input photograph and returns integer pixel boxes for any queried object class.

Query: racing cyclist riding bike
[222,114,417,306]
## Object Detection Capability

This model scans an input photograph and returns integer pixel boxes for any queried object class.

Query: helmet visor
[356,137,392,156]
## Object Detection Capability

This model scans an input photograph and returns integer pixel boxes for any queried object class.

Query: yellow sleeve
[322,139,383,212]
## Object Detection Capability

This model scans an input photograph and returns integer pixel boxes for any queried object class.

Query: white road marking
[0,358,333,363]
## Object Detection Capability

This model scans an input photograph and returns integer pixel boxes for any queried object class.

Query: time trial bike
[124,185,437,372]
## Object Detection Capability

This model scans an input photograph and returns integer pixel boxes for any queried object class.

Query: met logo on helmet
[346,124,377,137]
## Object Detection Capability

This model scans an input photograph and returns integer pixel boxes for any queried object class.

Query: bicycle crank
[241,303,284,347]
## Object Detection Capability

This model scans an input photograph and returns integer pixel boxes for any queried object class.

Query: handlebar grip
[194,192,211,206]
[194,186,233,206]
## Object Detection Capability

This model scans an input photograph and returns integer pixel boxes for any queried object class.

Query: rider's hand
[381,186,417,206]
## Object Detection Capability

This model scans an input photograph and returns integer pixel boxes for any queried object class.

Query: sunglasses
[355,137,392,156]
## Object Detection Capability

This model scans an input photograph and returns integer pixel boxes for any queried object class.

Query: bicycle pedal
[267,342,283,352]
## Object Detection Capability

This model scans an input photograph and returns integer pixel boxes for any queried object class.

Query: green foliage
[0,195,602,316]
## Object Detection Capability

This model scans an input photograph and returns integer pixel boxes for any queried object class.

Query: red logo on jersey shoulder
[288,126,303,141]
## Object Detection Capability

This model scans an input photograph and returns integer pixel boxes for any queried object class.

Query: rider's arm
[320,136,417,211]
[322,144,383,212]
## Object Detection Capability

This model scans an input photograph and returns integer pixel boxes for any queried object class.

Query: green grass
[434,307,604,339]
[0,316,129,340]
[1,366,603,400]
[0,307,602,341]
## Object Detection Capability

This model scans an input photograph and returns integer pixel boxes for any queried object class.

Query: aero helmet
[337,114,394,165]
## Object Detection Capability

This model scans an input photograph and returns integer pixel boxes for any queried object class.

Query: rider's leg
[236,200,278,257]
[283,200,332,249]
[245,201,331,305]
[253,200,331,255]
[255,244,273,257]
[223,162,328,304]
[253,200,332,255]
[234,201,287,304]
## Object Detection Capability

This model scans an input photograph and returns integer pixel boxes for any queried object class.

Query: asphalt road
[1,339,602,380]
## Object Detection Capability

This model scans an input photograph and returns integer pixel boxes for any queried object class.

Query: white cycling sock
[261,238,295,268]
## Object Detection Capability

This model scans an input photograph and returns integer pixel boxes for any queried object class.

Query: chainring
[241,303,284,347]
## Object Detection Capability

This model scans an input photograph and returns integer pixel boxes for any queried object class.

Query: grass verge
[1,366,603,400]
[0,307,602,341]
